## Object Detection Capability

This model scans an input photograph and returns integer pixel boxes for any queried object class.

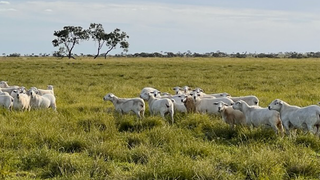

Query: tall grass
[0,57,320,179]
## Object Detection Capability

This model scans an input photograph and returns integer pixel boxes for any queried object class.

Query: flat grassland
[1,57,320,179]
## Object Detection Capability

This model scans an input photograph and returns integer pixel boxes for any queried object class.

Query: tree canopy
[88,23,129,59]
[88,23,106,59]
[52,23,129,59]
[103,28,129,59]
[52,26,89,59]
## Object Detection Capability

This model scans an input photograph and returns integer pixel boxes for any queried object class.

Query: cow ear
[279,101,283,105]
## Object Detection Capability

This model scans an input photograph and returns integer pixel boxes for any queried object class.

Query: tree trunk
[68,50,75,59]
[104,46,114,59]
[68,40,76,59]
[94,48,100,59]
[68,50,72,59]
[94,40,104,59]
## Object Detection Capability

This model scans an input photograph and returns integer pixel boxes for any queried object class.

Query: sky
[1,0,320,55]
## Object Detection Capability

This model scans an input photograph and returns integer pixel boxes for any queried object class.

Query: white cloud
[3,1,319,27]
[0,8,17,11]
[0,1,10,5]
[1,1,320,54]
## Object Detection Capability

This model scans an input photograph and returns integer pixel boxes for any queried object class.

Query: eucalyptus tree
[103,28,129,59]
[88,23,107,59]
[89,23,129,59]
[52,26,89,59]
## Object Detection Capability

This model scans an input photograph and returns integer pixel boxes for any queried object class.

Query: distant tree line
[120,51,320,59]
[3,51,320,59]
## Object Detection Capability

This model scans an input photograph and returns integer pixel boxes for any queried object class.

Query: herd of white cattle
[103,86,320,136]
[0,81,56,111]
[1,81,320,136]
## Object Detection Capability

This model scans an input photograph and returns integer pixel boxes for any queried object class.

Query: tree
[52,47,66,58]
[88,23,129,59]
[52,26,89,59]
[104,28,129,59]
[88,23,107,59]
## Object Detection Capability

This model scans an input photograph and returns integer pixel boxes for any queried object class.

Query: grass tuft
[77,119,107,132]
[117,118,136,132]
[295,134,320,151]
[20,148,51,171]
[58,139,87,153]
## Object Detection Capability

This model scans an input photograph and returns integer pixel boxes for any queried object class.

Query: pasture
[1,57,320,179]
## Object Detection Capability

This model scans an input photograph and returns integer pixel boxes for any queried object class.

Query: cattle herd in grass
[1,81,320,136]
[104,86,320,136]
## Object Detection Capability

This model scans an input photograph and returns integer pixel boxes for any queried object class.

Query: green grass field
[1,57,320,179]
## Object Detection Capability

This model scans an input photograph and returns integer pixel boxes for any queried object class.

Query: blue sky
[1,0,320,55]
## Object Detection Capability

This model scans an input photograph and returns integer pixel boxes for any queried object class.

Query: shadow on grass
[77,119,107,132]
[295,134,320,151]
[115,116,164,132]
[201,124,279,145]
